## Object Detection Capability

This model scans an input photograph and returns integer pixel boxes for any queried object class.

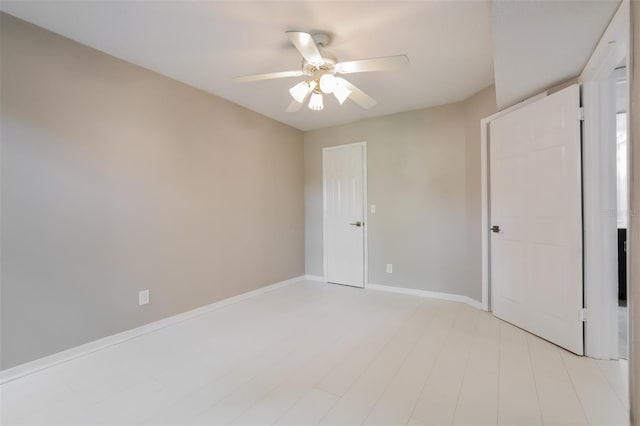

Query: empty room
[1,0,639,425]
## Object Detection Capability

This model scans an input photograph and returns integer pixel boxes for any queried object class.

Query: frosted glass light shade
[333,83,352,104]
[319,74,338,94]
[289,81,316,103]
[289,81,311,103]
[308,92,324,110]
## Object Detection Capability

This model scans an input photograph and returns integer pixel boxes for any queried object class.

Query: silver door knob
[349,221,363,227]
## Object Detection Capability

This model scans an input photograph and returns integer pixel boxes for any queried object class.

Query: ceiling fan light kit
[290,74,350,111]
[232,31,409,113]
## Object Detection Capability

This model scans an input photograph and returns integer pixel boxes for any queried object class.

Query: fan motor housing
[303,51,337,78]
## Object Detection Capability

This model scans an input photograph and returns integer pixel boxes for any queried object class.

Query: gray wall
[463,87,497,299]
[0,13,305,370]
[304,87,496,301]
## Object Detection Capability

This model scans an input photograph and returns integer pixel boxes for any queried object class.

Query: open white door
[490,85,584,355]
[323,143,366,288]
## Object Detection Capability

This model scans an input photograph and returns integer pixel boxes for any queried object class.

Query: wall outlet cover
[139,290,150,306]
[386,264,393,273]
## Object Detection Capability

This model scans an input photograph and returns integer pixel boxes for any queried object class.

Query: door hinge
[579,308,587,322]
[577,107,585,121]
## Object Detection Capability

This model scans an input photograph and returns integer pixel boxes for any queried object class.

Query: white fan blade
[286,99,304,113]
[335,55,409,74]
[233,70,303,83]
[286,31,324,66]
[341,79,377,109]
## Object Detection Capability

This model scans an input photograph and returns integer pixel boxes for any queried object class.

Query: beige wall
[0,13,304,370]
[630,0,639,420]
[304,86,496,301]
[463,86,497,299]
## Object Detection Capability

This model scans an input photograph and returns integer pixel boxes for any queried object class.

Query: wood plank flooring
[0,280,629,425]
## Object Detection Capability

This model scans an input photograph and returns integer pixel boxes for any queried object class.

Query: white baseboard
[0,275,304,385]
[366,283,483,310]
[303,274,325,282]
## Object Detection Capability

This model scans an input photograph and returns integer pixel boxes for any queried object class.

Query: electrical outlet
[139,290,149,306]
[370,204,376,214]
[386,264,393,274]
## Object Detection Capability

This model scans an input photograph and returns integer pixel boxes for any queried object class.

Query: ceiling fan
[232,31,409,112]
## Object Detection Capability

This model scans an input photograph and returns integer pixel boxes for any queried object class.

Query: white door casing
[323,143,367,288]
[579,0,629,360]
[490,85,584,355]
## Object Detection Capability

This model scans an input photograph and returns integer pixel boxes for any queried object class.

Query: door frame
[480,0,630,359]
[579,0,629,360]
[322,141,368,288]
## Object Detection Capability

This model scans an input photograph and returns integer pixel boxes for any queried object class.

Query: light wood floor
[0,280,630,425]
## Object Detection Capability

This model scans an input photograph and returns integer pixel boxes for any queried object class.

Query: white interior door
[323,143,366,288]
[490,85,584,355]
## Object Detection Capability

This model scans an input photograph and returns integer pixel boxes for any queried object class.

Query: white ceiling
[491,0,620,110]
[1,1,495,131]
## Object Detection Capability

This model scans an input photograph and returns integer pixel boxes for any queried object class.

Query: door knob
[491,225,500,233]
[349,221,363,227]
